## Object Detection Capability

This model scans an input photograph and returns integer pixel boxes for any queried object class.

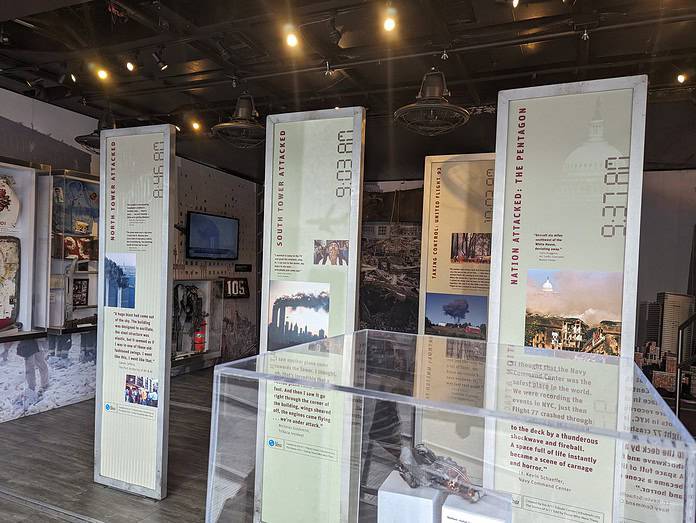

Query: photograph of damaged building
[360,181,423,333]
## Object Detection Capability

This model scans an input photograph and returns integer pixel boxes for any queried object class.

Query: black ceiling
[1,0,696,179]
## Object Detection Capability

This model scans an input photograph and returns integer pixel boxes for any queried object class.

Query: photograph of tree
[450,232,492,264]
[424,293,488,340]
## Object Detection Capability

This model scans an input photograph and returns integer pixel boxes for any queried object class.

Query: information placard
[486,76,647,522]
[94,124,175,500]
[415,154,494,483]
[488,75,647,356]
[259,107,365,351]
[418,153,495,339]
[255,108,365,523]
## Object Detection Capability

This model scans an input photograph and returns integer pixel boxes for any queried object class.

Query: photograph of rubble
[360,182,423,333]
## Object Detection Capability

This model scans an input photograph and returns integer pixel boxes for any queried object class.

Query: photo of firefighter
[313,240,349,266]
[267,280,330,350]
[124,374,159,408]
[450,233,492,264]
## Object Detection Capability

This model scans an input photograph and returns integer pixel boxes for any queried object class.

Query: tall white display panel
[253,108,365,523]
[486,76,648,522]
[94,124,176,500]
[415,154,494,486]
[259,107,365,353]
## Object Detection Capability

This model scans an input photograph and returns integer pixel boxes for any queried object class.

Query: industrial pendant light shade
[394,68,470,136]
[75,106,116,154]
[211,94,265,149]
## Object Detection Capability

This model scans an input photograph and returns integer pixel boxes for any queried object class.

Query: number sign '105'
[224,278,250,299]
[336,129,353,198]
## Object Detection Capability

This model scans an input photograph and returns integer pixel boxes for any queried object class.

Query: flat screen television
[186,211,239,260]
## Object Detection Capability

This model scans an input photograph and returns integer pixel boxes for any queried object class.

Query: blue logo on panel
[105,403,111,411]
[268,439,275,447]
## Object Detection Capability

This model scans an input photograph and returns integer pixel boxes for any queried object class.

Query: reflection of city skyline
[635,223,696,396]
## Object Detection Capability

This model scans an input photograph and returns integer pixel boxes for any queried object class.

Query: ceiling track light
[152,49,168,71]
[678,73,687,84]
[512,0,519,7]
[324,61,334,76]
[441,49,449,61]
[285,24,300,47]
[384,4,397,32]
[581,29,590,41]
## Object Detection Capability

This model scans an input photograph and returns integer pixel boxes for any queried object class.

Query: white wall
[0,87,98,171]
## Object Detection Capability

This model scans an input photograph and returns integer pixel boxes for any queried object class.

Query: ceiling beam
[418,0,480,104]
[0,0,91,22]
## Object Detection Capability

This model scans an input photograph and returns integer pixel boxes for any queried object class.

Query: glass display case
[171,279,224,366]
[35,170,99,333]
[206,330,696,523]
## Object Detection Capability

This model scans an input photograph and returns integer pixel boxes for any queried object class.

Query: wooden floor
[0,368,215,523]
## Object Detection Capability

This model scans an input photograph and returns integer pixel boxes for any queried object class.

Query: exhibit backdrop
[94,124,175,500]
[486,76,648,522]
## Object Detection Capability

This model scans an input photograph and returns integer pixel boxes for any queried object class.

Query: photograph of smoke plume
[267,280,330,351]
[424,293,488,340]
[524,269,623,355]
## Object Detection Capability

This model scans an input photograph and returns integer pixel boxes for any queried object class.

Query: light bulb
[70,73,77,83]
[383,17,396,31]
[192,121,201,131]
[126,61,135,72]
[286,32,298,47]
[97,69,108,80]
[678,73,687,84]
[512,0,519,7]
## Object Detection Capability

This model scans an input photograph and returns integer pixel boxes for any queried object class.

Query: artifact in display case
[205,330,696,523]
[0,159,40,337]
[35,170,99,332]
[171,279,223,363]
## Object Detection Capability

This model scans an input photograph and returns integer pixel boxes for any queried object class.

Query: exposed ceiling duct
[394,68,470,136]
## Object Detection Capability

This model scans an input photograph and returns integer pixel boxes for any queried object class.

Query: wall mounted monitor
[186,211,239,260]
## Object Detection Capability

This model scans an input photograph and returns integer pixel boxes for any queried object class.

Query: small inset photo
[124,374,159,408]
[313,240,349,266]
[424,293,488,340]
[524,269,623,355]
[104,253,136,308]
[450,233,492,264]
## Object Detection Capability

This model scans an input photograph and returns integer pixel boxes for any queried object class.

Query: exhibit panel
[488,75,648,357]
[94,124,176,500]
[259,107,366,353]
[205,331,696,523]
[486,76,649,521]
[418,153,495,341]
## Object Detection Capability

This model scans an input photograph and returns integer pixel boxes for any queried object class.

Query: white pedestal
[378,470,445,523]
[441,492,513,523]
